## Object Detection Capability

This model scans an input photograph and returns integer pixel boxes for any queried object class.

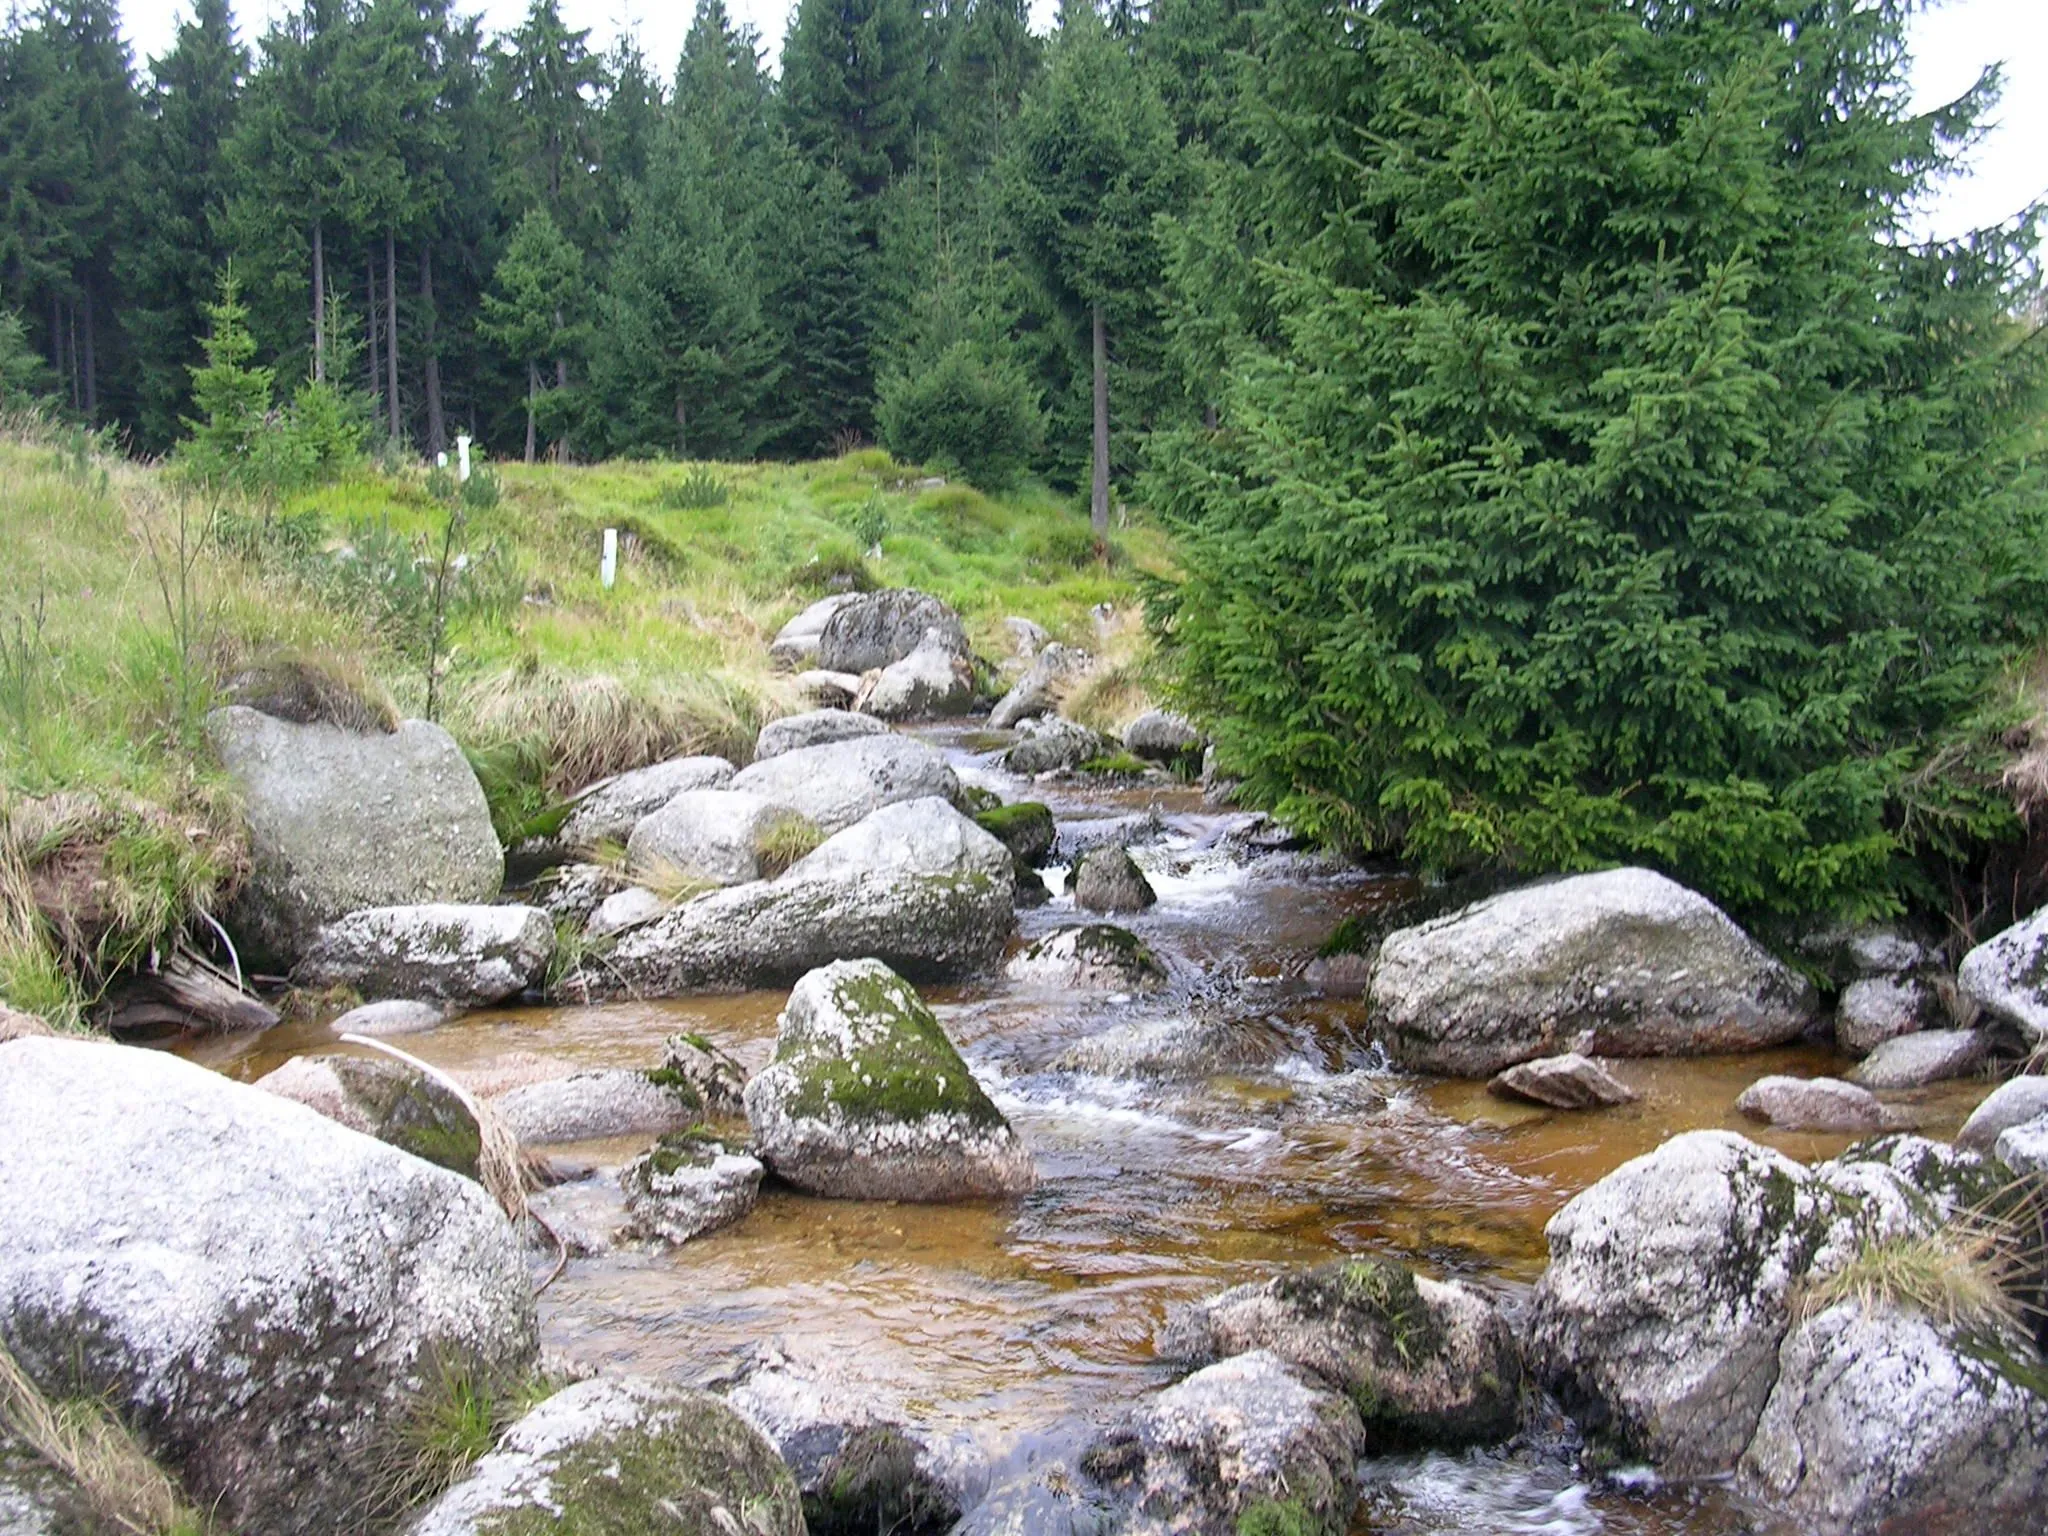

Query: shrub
[875,341,1042,493]
[1150,0,2048,925]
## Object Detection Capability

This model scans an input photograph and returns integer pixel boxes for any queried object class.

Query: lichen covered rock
[1959,907,2048,1047]
[410,1376,804,1536]
[256,1053,483,1179]
[1368,869,1816,1076]
[620,1132,763,1245]
[1072,847,1156,914]
[549,754,737,855]
[730,733,960,834]
[755,707,890,760]
[743,959,1034,1201]
[1959,1077,2048,1151]
[0,1038,535,1536]
[1005,716,1108,776]
[1006,925,1167,993]
[864,631,978,721]
[626,789,804,888]
[1158,1259,1522,1448]
[817,589,968,674]
[292,902,554,1005]
[1848,1029,1988,1090]
[770,592,861,670]
[496,1067,702,1146]
[1835,974,1942,1056]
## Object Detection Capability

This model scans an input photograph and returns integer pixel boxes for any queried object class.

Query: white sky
[115,0,2045,244]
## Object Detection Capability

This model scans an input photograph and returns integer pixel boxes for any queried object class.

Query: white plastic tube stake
[456,433,472,482]
[601,527,618,589]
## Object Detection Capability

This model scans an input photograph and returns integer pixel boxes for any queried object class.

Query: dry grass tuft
[753,812,825,879]
[220,653,399,735]
[633,859,717,906]
[0,1339,205,1535]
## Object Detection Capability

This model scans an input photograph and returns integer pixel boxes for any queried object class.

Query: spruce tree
[180,265,275,484]
[780,0,927,201]
[1148,0,2048,924]
[480,207,583,463]
[0,300,54,406]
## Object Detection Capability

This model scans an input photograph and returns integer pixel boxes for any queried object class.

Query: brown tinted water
[180,724,1999,1535]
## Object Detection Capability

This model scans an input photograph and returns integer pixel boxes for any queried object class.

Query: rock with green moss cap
[256,1053,483,1180]
[1370,869,1817,1076]
[598,799,1016,996]
[1527,1129,2008,1483]
[293,902,554,1005]
[1080,1350,1365,1536]
[974,802,1057,865]
[496,1068,702,1146]
[410,1375,805,1536]
[620,1132,763,1245]
[1006,925,1167,994]
[744,959,1034,1201]
[1157,1258,1522,1448]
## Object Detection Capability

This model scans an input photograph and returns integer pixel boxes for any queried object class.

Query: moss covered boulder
[256,1053,483,1179]
[743,959,1034,1201]
[1157,1259,1522,1448]
[620,1132,764,1246]
[410,1376,805,1535]
[973,801,1057,866]
[1005,925,1167,993]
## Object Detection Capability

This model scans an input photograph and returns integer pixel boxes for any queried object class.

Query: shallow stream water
[182,722,1996,1535]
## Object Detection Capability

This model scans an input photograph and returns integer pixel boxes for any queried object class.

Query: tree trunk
[311,220,326,382]
[675,394,687,458]
[68,300,80,413]
[384,226,401,445]
[525,360,538,465]
[81,280,96,421]
[1090,301,1110,536]
[419,245,444,456]
[553,333,568,465]
[366,249,381,418]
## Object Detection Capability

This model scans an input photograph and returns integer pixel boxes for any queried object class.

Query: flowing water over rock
[183,722,1994,1536]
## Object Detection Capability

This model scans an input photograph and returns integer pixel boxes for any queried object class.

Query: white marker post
[435,451,448,469]
[601,528,618,590]
[456,433,472,482]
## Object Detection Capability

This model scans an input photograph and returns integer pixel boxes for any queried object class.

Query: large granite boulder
[410,1376,805,1535]
[291,903,553,1005]
[1368,869,1816,1075]
[0,1039,535,1536]
[208,706,501,968]
[731,733,960,834]
[1525,1129,2007,1488]
[1959,907,2048,1046]
[1081,1351,1366,1536]
[1157,1259,1521,1448]
[626,789,811,888]
[549,754,736,855]
[864,631,978,721]
[817,589,968,675]
[600,799,1016,995]
[770,593,861,671]
[989,643,1090,730]
[255,1053,482,1179]
[743,958,1034,1201]
[755,708,890,761]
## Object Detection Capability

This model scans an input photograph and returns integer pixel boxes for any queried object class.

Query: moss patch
[803,1424,958,1536]
[1237,1499,1330,1536]
[782,967,1006,1130]
[974,802,1055,864]
[1079,751,1151,779]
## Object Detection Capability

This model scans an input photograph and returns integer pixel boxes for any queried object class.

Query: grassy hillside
[0,420,1172,1025]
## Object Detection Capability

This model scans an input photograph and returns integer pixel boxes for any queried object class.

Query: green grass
[0,426,1171,1023]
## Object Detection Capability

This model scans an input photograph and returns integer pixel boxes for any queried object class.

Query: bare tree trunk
[420,245,445,456]
[675,395,687,458]
[68,300,80,413]
[525,360,538,465]
[1090,302,1110,537]
[384,227,401,445]
[81,281,96,420]
[366,249,381,419]
[311,220,326,382]
[552,305,568,465]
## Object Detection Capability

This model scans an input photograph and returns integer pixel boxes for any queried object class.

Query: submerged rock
[1081,1350,1366,1536]
[1738,1302,2048,1536]
[756,707,890,760]
[626,789,807,888]
[1835,974,1942,1056]
[770,592,862,670]
[549,754,736,854]
[1054,1015,1254,1081]
[1525,1129,2004,1482]
[292,902,554,1005]
[256,1053,482,1179]
[1006,925,1168,993]
[600,798,1016,995]
[865,631,978,721]
[817,589,968,674]
[989,643,1090,730]
[1368,868,1816,1076]
[496,1068,701,1146]
[1957,1076,2048,1151]
[743,958,1034,1201]
[411,1376,804,1536]
[1848,1029,1987,1090]
[1735,1075,1895,1134]
[1488,1052,1638,1109]
[328,997,450,1037]
[1158,1258,1522,1448]
[0,1038,535,1536]
[1958,908,2048,1046]
[208,706,502,968]
[620,1132,763,1246]
[1072,847,1157,914]
[1005,716,1109,776]
[730,733,960,834]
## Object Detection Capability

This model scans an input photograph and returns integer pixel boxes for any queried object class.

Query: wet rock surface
[1072,847,1157,914]
[1006,924,1168,993]
[620,1132,764,1246]
[292,902,554,1005]
[1487,1052,1637,1109]
[1735,1074,1896,1133]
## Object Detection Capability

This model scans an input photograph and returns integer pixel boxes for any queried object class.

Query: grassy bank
[0,420,1172,1026]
